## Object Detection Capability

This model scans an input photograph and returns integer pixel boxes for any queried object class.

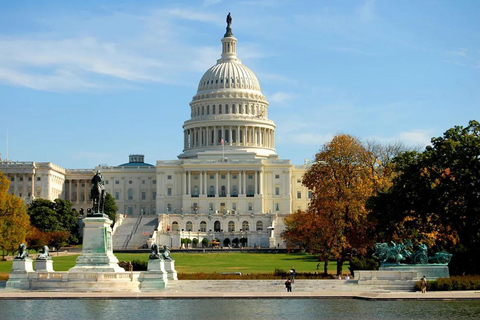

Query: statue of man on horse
[90,170,106,214]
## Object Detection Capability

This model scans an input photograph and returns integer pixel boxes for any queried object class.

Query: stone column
[69,180,72,201]
[255,170,258,195]
[183,172,187,195]
[239,171,242,196]
[31,170,35,200]
[188,171,192,196]
[259,170,264,195]
[76,180,80,203]
[215,171,219,196]
[200,171,203,195]
[243,170,247,195]
[227,171,230,197]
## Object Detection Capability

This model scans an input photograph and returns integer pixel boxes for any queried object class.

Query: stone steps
[165,280,416,292]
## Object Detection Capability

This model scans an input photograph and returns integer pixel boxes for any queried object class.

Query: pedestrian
[290,266,296,283]
[421,275,427,293]
[316,262,320,270]
[285,278,292,292]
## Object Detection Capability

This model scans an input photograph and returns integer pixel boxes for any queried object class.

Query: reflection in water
[1,299,479,320]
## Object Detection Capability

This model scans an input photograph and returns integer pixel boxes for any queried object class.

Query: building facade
[0,22,312,248]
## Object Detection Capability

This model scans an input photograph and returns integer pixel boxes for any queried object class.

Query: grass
[0,252,349,280]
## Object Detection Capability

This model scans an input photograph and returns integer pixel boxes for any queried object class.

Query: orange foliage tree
[283,134,387,275]
[0,171,31,258]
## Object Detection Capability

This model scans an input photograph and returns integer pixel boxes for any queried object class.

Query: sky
[0,0,479,169]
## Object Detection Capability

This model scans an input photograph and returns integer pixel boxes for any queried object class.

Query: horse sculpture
[90,170,106,214]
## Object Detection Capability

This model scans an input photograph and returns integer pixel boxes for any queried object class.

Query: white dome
[197,61,261,93]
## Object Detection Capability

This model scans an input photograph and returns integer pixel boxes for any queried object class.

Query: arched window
[228,221,235,232]
[225,129,229,142]
[200,221,207,232]
[242,221,249,231]
[186,221,193,231]
[172,221,179,231]
[256,221,264,231]
[232,130,236,143]
[214,221,221,232]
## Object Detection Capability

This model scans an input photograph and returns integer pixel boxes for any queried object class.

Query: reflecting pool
[1,299,479,320]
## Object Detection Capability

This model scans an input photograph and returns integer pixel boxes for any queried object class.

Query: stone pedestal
[6,259,35,289]
[379,264,450,280]
[69,215,124,273]
[35,259,54,272]
[140,259,168,291]
[164,260,178,280]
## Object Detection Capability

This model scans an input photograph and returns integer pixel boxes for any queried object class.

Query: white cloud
[356,0,376,23]
[368,129,433,149]
[269,91,296,105]
[203,0,222,6]
[166,8,221,24]
[278,132,334,146]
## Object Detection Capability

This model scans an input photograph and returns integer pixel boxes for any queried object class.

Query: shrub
[131,259,148,271]
[414,276,480,291]
[348,256,380,276]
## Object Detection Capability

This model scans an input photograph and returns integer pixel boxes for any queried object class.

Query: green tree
[0,171,31,258]
[47,230,70,255]
[368,120,480,274]
[28,198,79,244]
[104,192,118,222]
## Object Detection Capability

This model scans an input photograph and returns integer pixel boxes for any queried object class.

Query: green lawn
[0,252,349,280]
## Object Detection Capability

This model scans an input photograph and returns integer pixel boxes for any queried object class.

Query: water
[0,299,479,320]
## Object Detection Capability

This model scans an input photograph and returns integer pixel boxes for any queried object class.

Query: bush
[130,259,148,271]
[414,276,480,291]
[348,256,380,276]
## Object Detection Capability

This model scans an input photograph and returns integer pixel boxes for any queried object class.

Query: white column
[239,171,242,195]
[84,179,88,203]
[243,170,247,195]
[229,126,232,146]
[31,170,35,199]
[69,180,72,201]
[188,171,192,195]
[255,170,258,195]
[215,171,219,196]
[200,171,203,195]
[259,170,264,195]
[214,126,217,145]
[76,180,80,203]
[227,171,230,196]
[183,172,187,195]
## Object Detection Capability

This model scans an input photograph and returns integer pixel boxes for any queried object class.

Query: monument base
[35,259,54,272]
[6,259,35,290]
[379,264,449,280]
[164,260,178,280]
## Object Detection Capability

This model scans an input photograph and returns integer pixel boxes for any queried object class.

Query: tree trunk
[323,259,329,275]
[337,258,343,276]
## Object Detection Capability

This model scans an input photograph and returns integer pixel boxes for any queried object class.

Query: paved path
[0,289,478,300]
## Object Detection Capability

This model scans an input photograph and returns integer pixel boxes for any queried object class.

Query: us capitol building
[0,19,312,249]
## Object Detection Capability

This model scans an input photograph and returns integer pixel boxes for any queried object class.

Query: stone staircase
[165,280,416,292]
[113,215,158,250]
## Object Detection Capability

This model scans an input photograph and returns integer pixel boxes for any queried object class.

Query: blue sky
[0,0,479,168]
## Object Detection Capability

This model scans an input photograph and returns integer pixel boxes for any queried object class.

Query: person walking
[290,266,296,283]
[285,278,292,292]
[421,275,427,293]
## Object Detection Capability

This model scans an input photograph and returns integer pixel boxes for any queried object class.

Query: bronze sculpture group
[374,241,452,265]
[149,243,173,261]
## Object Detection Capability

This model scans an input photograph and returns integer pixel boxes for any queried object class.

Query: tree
[0,171,31,258]
[27,198,79,244]
[26,226,49,254]
[286,134,381,275]
[47,230,70,255]
[104,192,118,222]
[368,120,480,274]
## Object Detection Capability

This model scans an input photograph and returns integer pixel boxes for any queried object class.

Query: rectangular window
[142,180,146,184]
[248,174,253,179]
[152,191,156,199]
[11,177,14,181]
[308,191,312,199]
[194,175,198,179]
[232,175,237,179]
[210,175,214,179]
[37,177,41,181]
[232,202,237,210]
[115,180,119,184]
[167,204,172,212]
[115,192,119,200]
[248,202,253,211]
[167,188,172,196]
[153,180,157,184]
[275,203,280,211]
[221,175,225,179]
[297,179,301,183]
[275,174,280,179]
[297,191,301,199]
[142,192,146,200]
[20,178,23,181]
[167,175,172,180]
[275,187,280,196]
[105,180,109,184]
[209,203,214,211]
[28,177,32,181]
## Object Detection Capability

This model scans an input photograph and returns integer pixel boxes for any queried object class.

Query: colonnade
[181,169,263,197]
[184,125,274,150]
[64,179,90,204]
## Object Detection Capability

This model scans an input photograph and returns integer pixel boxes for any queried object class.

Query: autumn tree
[287,134,383,275]
[0,171,31,258]
[26,226,49,254]
[368,120,480,274]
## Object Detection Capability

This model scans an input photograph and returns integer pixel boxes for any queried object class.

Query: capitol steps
[112,215,158,250]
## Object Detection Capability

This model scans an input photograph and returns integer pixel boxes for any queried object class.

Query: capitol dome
[179,17,277,160]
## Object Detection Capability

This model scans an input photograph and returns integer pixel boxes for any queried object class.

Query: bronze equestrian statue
[90,170,106,214]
